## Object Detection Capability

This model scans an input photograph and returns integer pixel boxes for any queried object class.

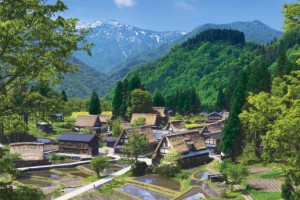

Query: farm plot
[249,167,271,174]
[247,179,282,192]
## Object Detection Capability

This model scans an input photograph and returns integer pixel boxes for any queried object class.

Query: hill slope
[128,29,262,106]
[110,21,283,81]
[56,57,113,98]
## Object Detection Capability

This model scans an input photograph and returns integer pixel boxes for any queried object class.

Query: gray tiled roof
[58,133,96,142]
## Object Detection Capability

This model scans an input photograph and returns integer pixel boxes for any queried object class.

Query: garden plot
[249,167,271,174]
[247,179,282,192]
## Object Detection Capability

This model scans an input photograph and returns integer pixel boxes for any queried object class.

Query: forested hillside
[56,57,113,98]
[128,29,262,108]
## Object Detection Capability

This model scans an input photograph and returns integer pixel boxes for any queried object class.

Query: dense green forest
[126,28,300,110]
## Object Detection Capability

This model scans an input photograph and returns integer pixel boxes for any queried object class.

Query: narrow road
[55,166,131,200]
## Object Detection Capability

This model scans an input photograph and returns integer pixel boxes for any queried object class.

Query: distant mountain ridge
[109,20,283,82]
[74,20,186,74]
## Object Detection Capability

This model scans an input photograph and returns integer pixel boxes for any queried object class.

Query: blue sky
[56,0,298,32]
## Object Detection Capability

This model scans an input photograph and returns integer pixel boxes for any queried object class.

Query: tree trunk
[231,183,234,192]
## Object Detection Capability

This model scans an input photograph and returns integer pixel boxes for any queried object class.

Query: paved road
[55,166,131,200]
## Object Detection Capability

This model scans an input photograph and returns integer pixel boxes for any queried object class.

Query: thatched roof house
[200,122,222,137]
[10,142,44,161]
[114,126,159,154]
[153,130,209,168]
[152,107,166,118]
[165,120,188,132]
[99,114,113,125]
[131,113,158,126]
[75,115,101,133]
[205,133,222,153]
[203,111,229,124]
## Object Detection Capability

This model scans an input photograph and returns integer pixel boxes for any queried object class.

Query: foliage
[219,159,249,191]
[90,156,110,178]
[182,29,245,48]
[123,131,148,161]
[50,154,67,161]
[89,91,101,115]
[215,88,227,111]
[112,117,123,137]
[129,30,262,108]
[131,118,146,127]
[155,149,181,177]
[165,88,201,115]
[127,89,152,117]
[131,161,148,176]
[61,90,68,102]
[152,90,166,107]
[0,185,45,200]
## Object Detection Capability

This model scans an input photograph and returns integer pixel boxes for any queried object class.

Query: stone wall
[10,142,44,161]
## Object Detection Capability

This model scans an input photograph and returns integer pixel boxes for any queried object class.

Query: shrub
[50,154,67,161]
[132,161,148,176]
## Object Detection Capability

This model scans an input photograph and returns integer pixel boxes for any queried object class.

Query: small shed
[50,113,64,122]
[105,137,117,147]
[36,122,53,133]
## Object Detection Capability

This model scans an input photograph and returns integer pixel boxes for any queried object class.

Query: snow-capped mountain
[74,20,186,73]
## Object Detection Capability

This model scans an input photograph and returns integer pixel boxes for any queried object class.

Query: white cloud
[114,0,136,8]
[174,1,194,10]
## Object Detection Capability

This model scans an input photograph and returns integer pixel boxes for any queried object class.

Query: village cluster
[5,108,228,170]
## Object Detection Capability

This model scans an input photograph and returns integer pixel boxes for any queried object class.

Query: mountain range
[58,20,284,98]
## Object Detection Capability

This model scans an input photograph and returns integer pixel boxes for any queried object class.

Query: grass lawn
[185,124,204,129]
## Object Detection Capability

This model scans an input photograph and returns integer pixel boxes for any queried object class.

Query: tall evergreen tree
[112,81,123,116]
[275,51,292,78]
[247,62,272,94]
[89,91,101,115]
[61,90,68,102]
[152,90,165,107]
[128,75,142,92]
[221,71,248,159]
[215,88,226,112]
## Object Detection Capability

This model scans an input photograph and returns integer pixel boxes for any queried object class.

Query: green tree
[112,117,123,137]
[152,90,165,107]
[156,149,181,177]
[0,0,91,95]
[61,90,68,102]
[219,160,249,191]
[247,62,272,94]
[89,91,101,115]
[131,118,146,127]
[124,131,148,161]
[128,75,142,92]
[112,81,123,116]
[90,156,110,178]
[215,88,226,112]
[127,89,152,117]
[274,51,293,77]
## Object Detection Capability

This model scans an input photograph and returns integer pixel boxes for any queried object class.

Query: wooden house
[165,120,188,132]
[114,126,158,154]
[153,130,210,168]
[58,133,99,156]
[204,112,223,124]
[36,122,53,133]
[200,122,223,153]
[105,137,117,147]
[99,114,114,131]
[205,133,222,153]
[74,115,101,134]
[10,142,44,161]
[131,113,158,126]
[152,107,168,125]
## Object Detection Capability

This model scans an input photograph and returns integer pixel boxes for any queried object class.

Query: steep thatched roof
[131,113,158,126]
[205,123,222,134]
[152,107,166,117]
[99,114,113,124]
[75,115,101,128]
[166,120,187,131]
[115,126,158,147]
[166,130,206,153]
